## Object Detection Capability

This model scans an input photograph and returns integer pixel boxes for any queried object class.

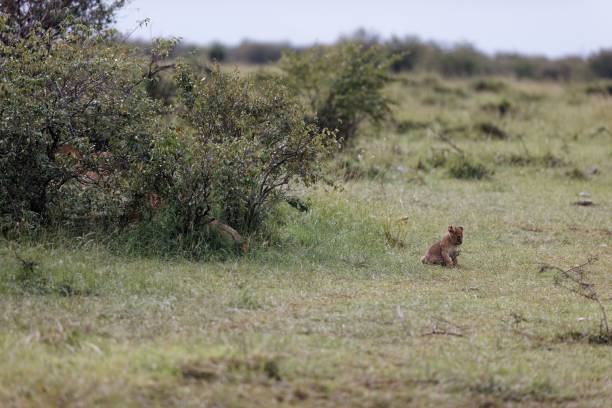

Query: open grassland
[1,74,611,407]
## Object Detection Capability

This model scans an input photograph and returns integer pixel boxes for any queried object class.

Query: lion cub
[421,225,464,267]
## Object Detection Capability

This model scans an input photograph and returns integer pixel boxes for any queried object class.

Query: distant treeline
[141,31,612,81]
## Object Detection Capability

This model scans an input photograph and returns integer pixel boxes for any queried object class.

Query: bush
[476,122,509,140]
[446,155,493,179]
[228,41,290,64]
[172,64,336,233]
[0,20,164,232]
[1,0,124,40]
[437,45,489,77]
[279,43,396,146]
[208,42,226,62]
[589,50,612,79]
[387,36,427,72]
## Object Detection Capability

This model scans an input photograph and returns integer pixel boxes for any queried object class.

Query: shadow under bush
[109,207,243,260]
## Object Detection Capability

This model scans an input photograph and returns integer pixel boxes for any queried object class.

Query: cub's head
[447,225,464,245]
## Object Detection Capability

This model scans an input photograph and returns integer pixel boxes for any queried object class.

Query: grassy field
[1,74,611,407]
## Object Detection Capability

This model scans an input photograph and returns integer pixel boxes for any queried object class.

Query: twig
[421,328,464,337]
[421,318,465,337]
[516,133,531,157]
[430,129,465,156]
[540,256,608,335]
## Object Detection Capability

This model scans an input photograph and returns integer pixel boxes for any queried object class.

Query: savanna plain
[1,74,611,407]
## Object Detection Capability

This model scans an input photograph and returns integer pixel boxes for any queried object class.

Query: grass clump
[565,167,587,180]
[396,119,430,134]
[6,251,98,296]
[338,156,387,181]
[471,79,506,93]
[495,151,567,168]
[446,155,493,179]
[476,122,510,140]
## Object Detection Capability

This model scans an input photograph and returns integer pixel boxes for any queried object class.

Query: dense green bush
[279,43,396,146]
[387,36,427,72]
[589,50,612,79]
[229,40,291,64]
[0,20,164,232]
[1,0,124,40]
[208,42,226,62]
[438,45,489,77]
[172,64,336,232]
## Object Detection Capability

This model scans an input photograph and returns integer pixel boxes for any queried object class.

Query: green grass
[1,74,612,407]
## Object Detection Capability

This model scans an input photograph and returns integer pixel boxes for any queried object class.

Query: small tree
[174,64,336,232]
[279,42,396,146]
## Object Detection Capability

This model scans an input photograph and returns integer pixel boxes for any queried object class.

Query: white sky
[114,0,612,58]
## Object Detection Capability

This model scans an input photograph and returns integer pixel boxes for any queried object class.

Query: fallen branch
[539,256,608,335]
[421,318,465,337]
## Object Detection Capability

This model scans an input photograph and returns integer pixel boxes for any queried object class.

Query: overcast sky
[114,0,611,58]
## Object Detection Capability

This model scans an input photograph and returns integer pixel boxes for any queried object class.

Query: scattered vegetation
[476,122,509,140]
[540,257,610,343]
[279,43,396,146]
[173,64,336,233]
[0,17,163,234]
[445,154,493,180]
[1,3,612,407]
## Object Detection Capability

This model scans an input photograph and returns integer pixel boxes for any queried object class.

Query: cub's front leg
[450,250,460,266]
[441,250,454,268]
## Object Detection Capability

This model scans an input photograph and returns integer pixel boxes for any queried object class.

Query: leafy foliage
[446,155,493,180]
[1,0,124,39]
[589,50,612,79]
[0,20,163,232]
[279,43,396,146]
[173,64,336,232]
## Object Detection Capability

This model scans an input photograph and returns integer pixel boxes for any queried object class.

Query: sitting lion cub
[421,225,464,267]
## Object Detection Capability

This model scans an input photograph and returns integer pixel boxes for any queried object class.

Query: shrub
[1,0,124,40]
[565,167,587,180]
[387,36,427,72]
[472,79,506,93]
[446,155,492,180]
[425,147,451,168]
[208,42,226,62]
[437,45,489,77]
[0,20,164,232]
[279,43,396,146]
[589,50,612,79]
[494,151,567,168]
[228,41,290,64]
[476,122,509,140]
[173,64,336,232]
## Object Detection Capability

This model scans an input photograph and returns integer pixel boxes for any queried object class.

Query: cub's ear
[458,226,464,231]
[448,225,454,232]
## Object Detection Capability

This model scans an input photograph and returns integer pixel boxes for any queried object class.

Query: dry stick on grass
[427,127,465,156]
[421,317,465,337]
[515,133,531,157]
[539,256,609,336]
